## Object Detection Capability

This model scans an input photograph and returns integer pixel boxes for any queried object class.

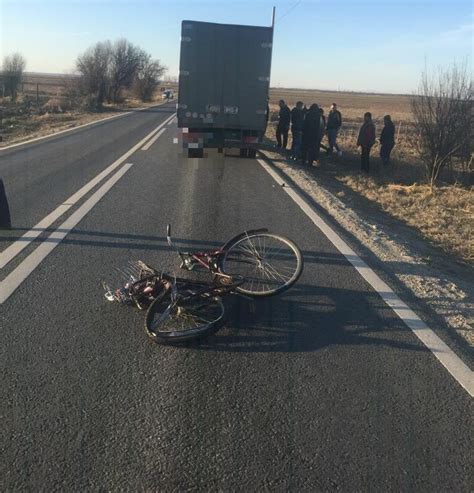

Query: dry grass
[0,72,178,146]
[1,108,118,146]
[0,94,164,147]
[269,87,414,123]
[265,87,473,263]
[339,177,473,262]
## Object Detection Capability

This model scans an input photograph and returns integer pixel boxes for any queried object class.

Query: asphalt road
[0,103,472,491]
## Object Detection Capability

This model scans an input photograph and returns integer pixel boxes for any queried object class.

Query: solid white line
[141,128,166,150]
[257,158,474,397]
[0,163,133,304]
[0,101,168,152]
[0,112,175,269]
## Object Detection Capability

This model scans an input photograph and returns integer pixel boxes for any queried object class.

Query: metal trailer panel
[178,20,272,131]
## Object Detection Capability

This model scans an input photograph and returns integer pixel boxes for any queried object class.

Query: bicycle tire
[220,232,303,297]
[145,288,225,343]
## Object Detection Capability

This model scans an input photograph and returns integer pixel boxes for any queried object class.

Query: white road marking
[0,163,133,304]
[0,112,175,269]
[0,101,169,152]
[141,128,166,150]
[173,138,178,144]
[257,158,474,397]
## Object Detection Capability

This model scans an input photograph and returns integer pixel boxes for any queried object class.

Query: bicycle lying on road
[103,225,303,343]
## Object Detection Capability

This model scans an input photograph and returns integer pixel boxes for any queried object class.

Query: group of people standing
[274,99,396,172]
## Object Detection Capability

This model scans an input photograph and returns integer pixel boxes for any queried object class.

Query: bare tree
[108,39,147,103]
[76,39,167,109]
[134,55,166,101]
[76,41,112,109]
[411,62,472,188]
[2,53,26,101]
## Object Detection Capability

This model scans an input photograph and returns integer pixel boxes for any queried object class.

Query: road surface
[0,102,472,491]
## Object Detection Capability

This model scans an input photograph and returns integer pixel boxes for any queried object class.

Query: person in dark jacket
[357,112,376,173]
[301,104,321,166]
[290,101,304,160]
[380,114,395,165]
[319,107,326,128]
[318,107,326,151]
[327,103,342,155]
[276,99,291,149]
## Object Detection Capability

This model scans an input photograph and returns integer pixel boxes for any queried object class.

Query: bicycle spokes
[221,233,302,296]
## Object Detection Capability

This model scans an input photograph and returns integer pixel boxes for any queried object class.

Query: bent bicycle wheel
[220,233,303,297]
[145,290,225,343]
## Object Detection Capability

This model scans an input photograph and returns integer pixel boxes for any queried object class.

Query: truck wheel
[239,148,248,158]
[247,148,257,159]
[188,148,203,158]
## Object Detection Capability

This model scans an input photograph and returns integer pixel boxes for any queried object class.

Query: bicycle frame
[166,224,269,275]
[166,224,223,273]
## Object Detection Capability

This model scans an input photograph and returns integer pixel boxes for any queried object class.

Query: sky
[0,0,472,94]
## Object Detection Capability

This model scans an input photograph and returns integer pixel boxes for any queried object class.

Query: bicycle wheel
[145,289,225,343]
[220,233,303,297]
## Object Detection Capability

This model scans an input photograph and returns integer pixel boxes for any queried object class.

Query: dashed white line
[257,157,474,397]
[0,163,134,304]
[0,112,175,269]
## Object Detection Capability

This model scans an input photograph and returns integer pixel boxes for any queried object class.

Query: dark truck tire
[188,148,204,158]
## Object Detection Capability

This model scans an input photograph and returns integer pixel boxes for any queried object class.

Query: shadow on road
[0,228,351,267]
[164,284,427,354]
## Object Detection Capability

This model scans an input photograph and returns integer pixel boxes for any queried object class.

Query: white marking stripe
[141,128,166,150]
[257,158,474,397]
[0,163,133,304]
[0,112,175,269]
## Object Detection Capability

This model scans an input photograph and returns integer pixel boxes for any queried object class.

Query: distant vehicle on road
[162,89,174,100]
[177,19,274,158]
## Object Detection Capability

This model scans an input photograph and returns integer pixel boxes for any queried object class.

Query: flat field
[266,87,472,264]
[269,87,413,123]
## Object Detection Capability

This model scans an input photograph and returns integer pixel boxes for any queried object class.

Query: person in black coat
[357,112,376,173]
[276,99,291,149]
[290,101,304,160]
[301,104,321,166]
[380,115,395,165]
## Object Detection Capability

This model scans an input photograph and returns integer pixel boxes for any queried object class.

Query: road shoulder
[260,150,473,361]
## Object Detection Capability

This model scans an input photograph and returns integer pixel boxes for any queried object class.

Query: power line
[277,1,302,21]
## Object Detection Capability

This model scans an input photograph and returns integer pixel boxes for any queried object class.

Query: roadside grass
[265,93,472,265]
[0,93,165,147]
[338,176,473,263]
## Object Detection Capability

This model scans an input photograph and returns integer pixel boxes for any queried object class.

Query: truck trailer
[177,19,274,158]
